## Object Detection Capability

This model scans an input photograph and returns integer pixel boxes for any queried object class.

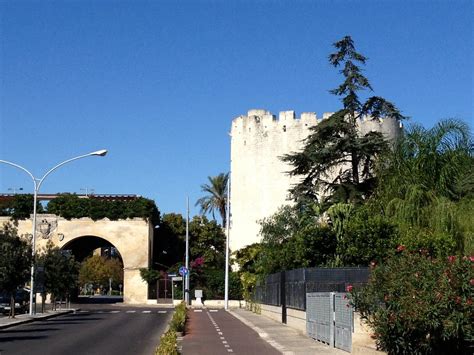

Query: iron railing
[254,267,369,311]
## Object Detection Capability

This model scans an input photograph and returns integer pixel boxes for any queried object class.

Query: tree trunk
[351,149,360,185]
[10,294,15,318]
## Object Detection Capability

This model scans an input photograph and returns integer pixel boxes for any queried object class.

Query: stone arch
[1,215,153,304]
[61,235,125,297]
[61,235,124,263]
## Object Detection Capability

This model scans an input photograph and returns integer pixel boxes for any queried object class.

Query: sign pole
[185,197,190,305]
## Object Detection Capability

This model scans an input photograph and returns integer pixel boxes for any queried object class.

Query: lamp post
[185,197,190,305]
[0,149,108,315]
[224,173,230,310]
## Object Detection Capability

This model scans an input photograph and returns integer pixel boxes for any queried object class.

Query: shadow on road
[74,296,123,304]
[0,328,60,333]
[0,335,48,342]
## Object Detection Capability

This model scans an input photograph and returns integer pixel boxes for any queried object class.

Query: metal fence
[253,272,281,306]
[254,267,369,311]
[306,292,354,353]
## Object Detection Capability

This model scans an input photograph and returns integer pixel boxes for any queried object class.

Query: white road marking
[210,309,218,312]
[206,311,234,353]
[194,309,203,312]
[126,310,136,313]
[158,310,167,313]
[110,310,120,313]
[142,310,151,313]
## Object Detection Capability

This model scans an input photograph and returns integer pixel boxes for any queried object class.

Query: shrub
[350,251,473,354]
[155,301,187,355]
[201,269,242,300]
[337,210,398,266]
[170,301,186,333]
[155,329,178,355]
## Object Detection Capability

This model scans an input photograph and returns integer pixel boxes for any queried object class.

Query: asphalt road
[0,305,172,355]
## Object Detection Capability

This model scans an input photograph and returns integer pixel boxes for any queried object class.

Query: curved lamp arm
[36,149,107,191]
[0,160,37,187]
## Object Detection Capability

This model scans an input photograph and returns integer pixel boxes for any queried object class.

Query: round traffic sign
[179,266,188,276]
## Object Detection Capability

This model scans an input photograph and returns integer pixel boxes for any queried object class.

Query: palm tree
[379,119,472,204]
[376,119,473,254]
[195,173,229,227]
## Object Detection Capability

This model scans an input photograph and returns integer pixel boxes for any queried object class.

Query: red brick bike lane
[181,309,280,355]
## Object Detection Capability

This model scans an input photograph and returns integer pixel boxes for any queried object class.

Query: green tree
[335,207,398,266]
[189,216,226,270]
[233,243,263,274]
[257,204,336,274]
[233,243,263,302]
[37,242,79,311]
[283,36,405,206]
[202,269,242,300]
[78,255,123,293]
[0,223,32,317]
[0,194,43,220]
[195,173,229,227]
[153,213,186,271]
[46,194,160,224]
[375,119,473,255]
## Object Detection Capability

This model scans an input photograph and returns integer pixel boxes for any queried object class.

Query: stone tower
[229,109,402,252]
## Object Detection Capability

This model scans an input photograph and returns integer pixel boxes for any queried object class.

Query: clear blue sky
[0,0,472,218]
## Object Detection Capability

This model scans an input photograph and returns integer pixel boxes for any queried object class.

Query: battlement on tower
[231,109,326,135]
[231,109,402,140]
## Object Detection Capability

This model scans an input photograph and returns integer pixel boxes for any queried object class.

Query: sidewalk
[229,308,347,355]
[181,307,347,355]
[0,309,77,329]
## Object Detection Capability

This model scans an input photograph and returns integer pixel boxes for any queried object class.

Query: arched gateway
[0,214,153,304]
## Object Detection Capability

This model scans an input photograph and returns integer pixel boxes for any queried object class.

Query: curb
[0,309,79,330]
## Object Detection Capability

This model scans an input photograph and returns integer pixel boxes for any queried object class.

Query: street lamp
[0,149,108,315]
[224,173,231,310]
[185,197,190,305]
[8,187,23,194]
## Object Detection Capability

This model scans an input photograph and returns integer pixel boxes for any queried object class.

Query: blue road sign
[179,266,188,276]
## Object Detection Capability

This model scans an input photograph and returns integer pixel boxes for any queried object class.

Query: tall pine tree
[283,36,405,206]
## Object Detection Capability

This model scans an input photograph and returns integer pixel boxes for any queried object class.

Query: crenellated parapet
[231,109,402,140]
[231,109,322,137]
